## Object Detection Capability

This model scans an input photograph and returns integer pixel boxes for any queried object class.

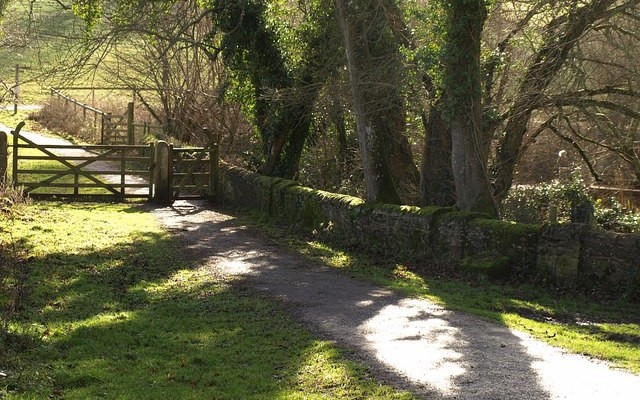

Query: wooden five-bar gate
[0,122,219,204]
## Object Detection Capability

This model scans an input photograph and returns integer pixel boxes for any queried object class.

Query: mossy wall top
[220,165,640,295]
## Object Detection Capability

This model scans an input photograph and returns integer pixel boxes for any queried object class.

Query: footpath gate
[0,122,220,204]
[170,130,220,201]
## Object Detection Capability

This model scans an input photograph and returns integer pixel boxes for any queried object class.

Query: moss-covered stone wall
[220,165,640,295]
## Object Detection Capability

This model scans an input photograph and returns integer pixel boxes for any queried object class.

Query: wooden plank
[18,169,150,176]
[17,182,149,189]
[17,155,150,163]
[0,131,7,184]
[15,144,149,151]
[28,192,150,199]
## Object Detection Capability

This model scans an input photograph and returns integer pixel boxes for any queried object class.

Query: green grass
[0,202,414,399]
[237,211,640,375]
[0,2,138,105]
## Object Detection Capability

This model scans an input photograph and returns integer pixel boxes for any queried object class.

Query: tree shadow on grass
[5,213,404,399]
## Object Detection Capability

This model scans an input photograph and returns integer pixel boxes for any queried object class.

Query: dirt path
[153,200,640,400]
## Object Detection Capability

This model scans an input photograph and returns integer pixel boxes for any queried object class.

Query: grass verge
[0,202,413,399]
[237,210,640,375]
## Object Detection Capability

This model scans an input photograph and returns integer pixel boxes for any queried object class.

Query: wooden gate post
[102,113,112,145]
[0,131,7,185]
[126,102,135,145]
[11,122,25,187]
[153,140,172,205]
[209,133,221,203]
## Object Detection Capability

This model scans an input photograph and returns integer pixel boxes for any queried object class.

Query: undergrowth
[502,170,640,233]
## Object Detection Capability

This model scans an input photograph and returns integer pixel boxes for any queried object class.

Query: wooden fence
[50,88,164,145]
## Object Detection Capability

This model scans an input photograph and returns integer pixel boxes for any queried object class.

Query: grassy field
[0,202,414,399]
[0,1,133,106]
[239,212,640,375]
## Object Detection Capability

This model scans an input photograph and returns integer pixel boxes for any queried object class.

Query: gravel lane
[153,200,640,400]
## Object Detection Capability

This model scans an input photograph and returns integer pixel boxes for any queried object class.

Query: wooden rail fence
[50,88,164,145]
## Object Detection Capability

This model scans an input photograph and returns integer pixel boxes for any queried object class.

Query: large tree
[442,0,497,215]
[490,0,622,201]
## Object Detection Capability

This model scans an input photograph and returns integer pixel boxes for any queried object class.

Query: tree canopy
[30,0,640,213]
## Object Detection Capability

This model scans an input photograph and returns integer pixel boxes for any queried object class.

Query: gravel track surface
[153,200,640,400]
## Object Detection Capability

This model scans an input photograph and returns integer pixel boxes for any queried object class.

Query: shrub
[501,170,640,233]
[501,169,590,224]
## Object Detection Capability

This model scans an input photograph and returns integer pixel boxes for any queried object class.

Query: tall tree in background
[335,0,419,204]
[216,0,344,178]
[491,0,620,201]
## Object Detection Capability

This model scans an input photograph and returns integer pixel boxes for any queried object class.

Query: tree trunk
[335,0,422,204]
[420,104,456,206]
[444,0,497,216]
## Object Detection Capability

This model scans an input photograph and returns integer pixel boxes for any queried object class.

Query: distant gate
[171,143,219,200]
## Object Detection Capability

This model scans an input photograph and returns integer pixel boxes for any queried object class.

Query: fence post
[11,122,25,187]
[209,133,220,203]
[102,112,112,145]
[153,140,172,205]
[0,131,7,185]
[126,102,135,145]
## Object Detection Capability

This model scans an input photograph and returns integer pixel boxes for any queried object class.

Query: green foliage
[594,197,640,233]
[502,170,640,232]
[501,168,590,223]
[441,0,487,106]
[71,0,103,30]
[0,0,9,18]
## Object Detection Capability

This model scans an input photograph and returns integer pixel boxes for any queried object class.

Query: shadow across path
[152,200,640,399]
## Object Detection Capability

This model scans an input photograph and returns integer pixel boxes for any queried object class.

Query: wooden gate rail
[12,122,153,199]
[170,147,215,200]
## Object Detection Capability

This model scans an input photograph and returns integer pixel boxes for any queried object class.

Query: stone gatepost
[153,140,172,205]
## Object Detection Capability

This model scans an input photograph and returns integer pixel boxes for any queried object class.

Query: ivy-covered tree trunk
[218,0,333,180]
[443,0,497,216]
[420,103,456,206]
[335,0,419,204]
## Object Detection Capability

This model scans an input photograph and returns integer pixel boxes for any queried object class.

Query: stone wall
[220,165,640,296]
